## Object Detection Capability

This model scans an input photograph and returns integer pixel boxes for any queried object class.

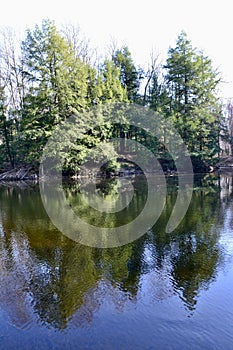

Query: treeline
[0,19,228,174]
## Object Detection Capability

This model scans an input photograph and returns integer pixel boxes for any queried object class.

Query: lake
[0,174,233,349]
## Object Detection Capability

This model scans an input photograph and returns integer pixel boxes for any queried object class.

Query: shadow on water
[0,173,232,333]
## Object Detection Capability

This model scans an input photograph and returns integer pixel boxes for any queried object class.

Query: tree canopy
[0,21,225,174]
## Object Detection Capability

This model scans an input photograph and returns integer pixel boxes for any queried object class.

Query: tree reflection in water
[0,174,231,330]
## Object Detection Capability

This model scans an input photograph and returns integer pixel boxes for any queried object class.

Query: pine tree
[19,19,91,165]
[164,31,221,168]
[112,47,140,102]
[99,59,128,103]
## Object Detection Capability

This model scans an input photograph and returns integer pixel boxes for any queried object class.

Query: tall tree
[0,83,14,167]
[222,99,233,155]
[0,27,25,114]
[143,51,160,106]
[99,59,128,103]
[112,47,140,102]
[20,19,91,165]
[0,28,26,168]
[164,31,221,168]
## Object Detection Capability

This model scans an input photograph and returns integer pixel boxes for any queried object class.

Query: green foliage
[99,59,128,103]
[163,31,221,166]
[112,46,140,101]
[17,21,128,170]
[19,20,90,164]
[0,24,224,173]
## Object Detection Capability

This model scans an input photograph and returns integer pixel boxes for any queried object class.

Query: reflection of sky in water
[220,203,233,256]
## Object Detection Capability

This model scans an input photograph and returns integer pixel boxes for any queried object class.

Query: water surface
[0,174,233,349]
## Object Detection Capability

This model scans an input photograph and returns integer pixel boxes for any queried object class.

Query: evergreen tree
[18,21,129,171]
[0,22,225,173]
[164,31,221,168]
[100,59,128,103]
[112,47,140,102]
[20,19,90,165]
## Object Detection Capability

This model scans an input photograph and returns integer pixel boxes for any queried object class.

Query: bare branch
[60,22,93,64]
[143,50,161,104]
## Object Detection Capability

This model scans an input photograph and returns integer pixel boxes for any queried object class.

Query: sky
[1,0,233,98]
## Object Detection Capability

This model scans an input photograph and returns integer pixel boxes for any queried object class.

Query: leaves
[0,24,224,173]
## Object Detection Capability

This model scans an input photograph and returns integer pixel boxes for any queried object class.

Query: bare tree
[0,27,27,168]
[143,50,161,105]
[0,27,25,114]
[223,98,233,155]
[60,22,94,64]
[107,36,123,58]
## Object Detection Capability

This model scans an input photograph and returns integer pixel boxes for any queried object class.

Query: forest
[0,19,232,175]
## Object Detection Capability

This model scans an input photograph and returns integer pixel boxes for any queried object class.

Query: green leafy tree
[99,59,128,103]
[112,47,140,102]
[164,31,221,169]
[20,19,90,166]
[0,23,224,173]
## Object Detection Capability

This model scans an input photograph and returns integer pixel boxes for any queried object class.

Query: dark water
[0,174,233,349]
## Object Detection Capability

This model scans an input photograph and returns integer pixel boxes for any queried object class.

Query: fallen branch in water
[0,168,38,181]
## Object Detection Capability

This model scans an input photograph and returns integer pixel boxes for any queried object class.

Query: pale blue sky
[1,0,232,98]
